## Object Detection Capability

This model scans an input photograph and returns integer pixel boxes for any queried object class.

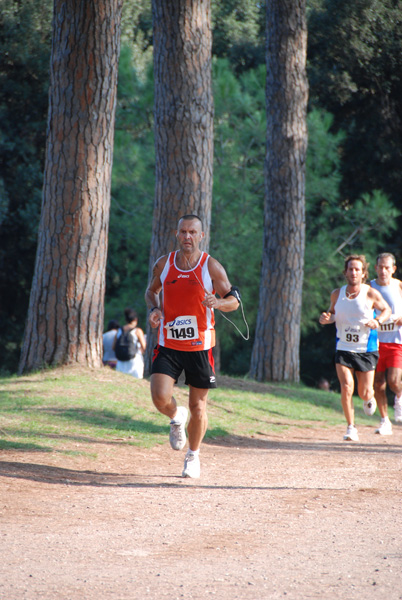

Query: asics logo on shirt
[167,318,192,327]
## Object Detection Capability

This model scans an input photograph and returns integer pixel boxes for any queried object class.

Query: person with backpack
[102,319,120,368]
[114,308,146,379]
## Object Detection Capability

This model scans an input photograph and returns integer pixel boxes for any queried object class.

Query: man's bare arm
[319,289,339,325]
[202,257,239,313]
[394,280,402,325]
[145,257,167,328]
[366,287,392,329]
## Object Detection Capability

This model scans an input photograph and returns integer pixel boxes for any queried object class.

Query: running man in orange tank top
[145,215,240,478]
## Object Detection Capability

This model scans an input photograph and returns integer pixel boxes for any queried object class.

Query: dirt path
[1,423,402,600]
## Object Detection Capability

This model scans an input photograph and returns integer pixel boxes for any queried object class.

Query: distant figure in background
[317,377,331,391]
[115,308,146,379]
[102,319,120,369]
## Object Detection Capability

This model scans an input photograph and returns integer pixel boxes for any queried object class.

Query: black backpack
[115,328,137,361]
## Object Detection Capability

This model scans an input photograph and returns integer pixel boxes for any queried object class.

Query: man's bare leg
[387,366,402,399]
[150,373,177,419]
[187,386,209,451]
[151,373,188,450]
[374,370,388,419]
[181,386,209,479]
[336,364,356,425]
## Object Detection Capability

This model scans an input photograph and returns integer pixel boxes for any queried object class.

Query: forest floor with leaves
[1,403,402,600]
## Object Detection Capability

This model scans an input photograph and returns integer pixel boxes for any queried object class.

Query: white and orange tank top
[158,251,215,351]
[335,284,378,353]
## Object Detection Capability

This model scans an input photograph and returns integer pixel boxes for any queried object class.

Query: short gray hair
[376,252,396,266]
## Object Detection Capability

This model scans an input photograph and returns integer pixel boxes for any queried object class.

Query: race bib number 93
[340,324,362,344]
[166,315,199,340]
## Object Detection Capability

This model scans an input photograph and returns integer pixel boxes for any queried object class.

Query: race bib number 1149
[166,315,199,340]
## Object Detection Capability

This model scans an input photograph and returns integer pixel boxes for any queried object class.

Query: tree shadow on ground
[204,433,402,455]
[0,460,368,492]
[1,429,401,491]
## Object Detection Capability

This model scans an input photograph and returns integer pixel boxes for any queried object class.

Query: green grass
[0,366,385,458]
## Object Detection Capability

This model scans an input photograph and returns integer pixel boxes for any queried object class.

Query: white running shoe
[343,425,359,442]
[182,450,200,478]
[169,406,188,451]
[375,418,393,436]
[363,398,377,416]
[394,396,402,423]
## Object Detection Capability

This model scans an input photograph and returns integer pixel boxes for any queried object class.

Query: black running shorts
[151,344,217,389]
[335,350,379,372]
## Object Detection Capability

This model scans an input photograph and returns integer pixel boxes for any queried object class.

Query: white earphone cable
[185,255,250,341]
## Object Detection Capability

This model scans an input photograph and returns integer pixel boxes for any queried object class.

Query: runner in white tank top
[370,253,402,433]
[319,255,391,442]
[370,278,402,344]
[334,284,379,353]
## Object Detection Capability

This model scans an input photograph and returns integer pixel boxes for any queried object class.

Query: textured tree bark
[145,0,214,372]
[151,0,213,259]
[19,0,123,373]
[249,0,308,382]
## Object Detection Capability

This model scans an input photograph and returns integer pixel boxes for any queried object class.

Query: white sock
[188,449,199,457]
[172,406,186,423]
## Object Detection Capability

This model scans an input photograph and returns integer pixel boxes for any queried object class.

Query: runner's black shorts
[151,345,217,389]
[335,350,379,372]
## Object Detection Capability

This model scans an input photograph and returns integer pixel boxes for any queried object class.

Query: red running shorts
[377,343,402,372]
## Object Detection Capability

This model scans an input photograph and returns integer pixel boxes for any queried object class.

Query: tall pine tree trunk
[19,0,123,373]
[151,0,213,259]
[250,0,308,382]
[145,0,213,371]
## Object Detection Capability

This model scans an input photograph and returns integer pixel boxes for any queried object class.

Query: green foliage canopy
[0,0,52,372]
[308,0,402,221]
[1,0,401,382]
[108,52,399,377]
[106,45,155,329]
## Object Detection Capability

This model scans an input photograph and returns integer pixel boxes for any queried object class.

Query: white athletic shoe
[375,418,393,436]
[169,406,188,451]
[394,396,402,423]
[182,450,201,479]
[343,425,359,442]
[363,398,377,416]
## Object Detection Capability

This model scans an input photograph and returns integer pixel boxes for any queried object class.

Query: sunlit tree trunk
[249,0,308,382]
[19,0,123,373]
[145,0,214,371]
